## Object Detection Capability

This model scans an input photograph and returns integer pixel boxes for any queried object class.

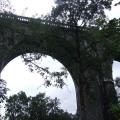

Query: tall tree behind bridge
[49,0,112,26]
[44,1,114,120]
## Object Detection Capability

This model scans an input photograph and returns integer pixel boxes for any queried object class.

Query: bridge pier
[72,67,104,120]
[70,58,117,120]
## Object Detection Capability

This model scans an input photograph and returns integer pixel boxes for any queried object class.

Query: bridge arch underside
[1,38,78,80]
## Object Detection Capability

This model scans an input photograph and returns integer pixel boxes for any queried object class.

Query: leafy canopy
[5,91,76,120]
[49,0,113,26]
[0,79,8,103]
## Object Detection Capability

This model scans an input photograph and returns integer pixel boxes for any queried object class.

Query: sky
[9,0,55,17]
[8,0,120,19]
[1,0,120,115]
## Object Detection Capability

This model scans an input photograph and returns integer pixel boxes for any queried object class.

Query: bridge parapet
[0,12,72,28]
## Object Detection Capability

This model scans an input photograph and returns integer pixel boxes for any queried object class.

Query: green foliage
[5,91,76,120]
[5,91,29,120]
[0,79,8,119]
[101,18,120,57]
[49,0,112,26]
[110,102,120,120]
[0,79,8,103]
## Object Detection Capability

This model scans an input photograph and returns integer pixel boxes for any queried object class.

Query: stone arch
[0,14,79,101]
[0,36,78,83]
[0,14,82,118]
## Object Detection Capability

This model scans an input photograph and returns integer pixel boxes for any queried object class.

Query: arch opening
[0,53,77,119]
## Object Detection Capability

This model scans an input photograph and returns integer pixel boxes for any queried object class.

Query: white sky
[10,0,55,17]
[1,0,120,115]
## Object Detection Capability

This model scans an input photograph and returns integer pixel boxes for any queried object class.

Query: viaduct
[0,13,118,120]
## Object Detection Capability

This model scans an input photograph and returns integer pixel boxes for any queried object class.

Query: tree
[46,1,114,120]
[5,91,29,120]
[0,79,8,103]
[22,53,68,88]
[0,79,8,119]
[49,0,112,26]
[5,91,76,120]
[0,0,12,13]
[28,93,49,120]
[110,101,120,120]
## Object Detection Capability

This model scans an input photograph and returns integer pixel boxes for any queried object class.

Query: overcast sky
[1,0,120,115]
